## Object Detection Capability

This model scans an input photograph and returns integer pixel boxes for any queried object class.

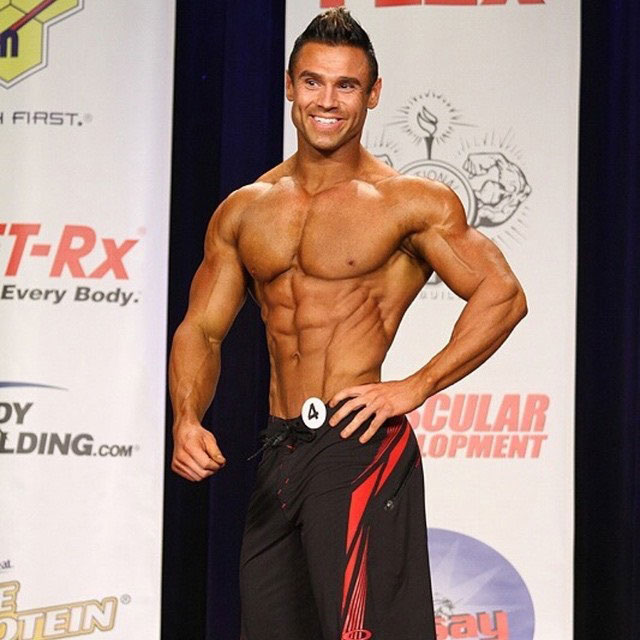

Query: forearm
[169,320,220,428]
[410,276,527,399]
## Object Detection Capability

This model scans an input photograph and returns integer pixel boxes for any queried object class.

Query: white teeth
[313,116,338,124]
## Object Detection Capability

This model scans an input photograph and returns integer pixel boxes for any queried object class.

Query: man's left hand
[328,379,426,443]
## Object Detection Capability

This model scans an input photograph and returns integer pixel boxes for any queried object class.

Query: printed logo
[0,223,142,307]
[0,383,139,458]
[0,223,139,279]
[0,0,84,89]
[407,393,550,459]
[428,528,535,640]
[367,91,531,290]
[0,580,120,639]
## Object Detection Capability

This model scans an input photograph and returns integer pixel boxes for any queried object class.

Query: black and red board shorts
[240,400,436,640]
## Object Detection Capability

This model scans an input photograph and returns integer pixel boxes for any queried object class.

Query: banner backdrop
[0,2,174,639]
[285,2,578,639]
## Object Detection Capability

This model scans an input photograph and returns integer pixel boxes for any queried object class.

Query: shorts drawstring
[246,420,317,461]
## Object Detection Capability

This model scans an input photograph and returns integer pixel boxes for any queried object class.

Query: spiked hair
[288,8,379,92]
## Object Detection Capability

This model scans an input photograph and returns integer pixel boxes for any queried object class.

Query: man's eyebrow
[336,75,362,87]
[299,70,322,81]
[298,70,362,87]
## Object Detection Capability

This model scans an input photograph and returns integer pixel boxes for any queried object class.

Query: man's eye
[339,83,354,90]
[305,79,318,86]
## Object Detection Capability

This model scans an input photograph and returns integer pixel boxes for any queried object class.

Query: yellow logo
[0,0,83,89]
[0,581,118,639]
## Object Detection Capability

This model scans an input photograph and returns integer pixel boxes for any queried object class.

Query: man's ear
[285,70,294,102]
[367,77,382,109]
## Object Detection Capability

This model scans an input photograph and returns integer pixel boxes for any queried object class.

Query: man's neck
[292,136,367,195]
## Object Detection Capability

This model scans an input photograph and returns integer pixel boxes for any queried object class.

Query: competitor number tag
[301,396,326,429]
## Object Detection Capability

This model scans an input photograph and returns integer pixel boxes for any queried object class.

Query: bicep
[183,212,247,343]
[410,189,521,301]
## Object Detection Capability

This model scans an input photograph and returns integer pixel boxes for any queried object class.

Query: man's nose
[316,85,339,110]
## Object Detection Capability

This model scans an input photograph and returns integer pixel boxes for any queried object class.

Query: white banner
[0,2,174,639]
[285,2,578,639]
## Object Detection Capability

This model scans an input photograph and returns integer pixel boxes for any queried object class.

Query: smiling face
[286,42,381,155]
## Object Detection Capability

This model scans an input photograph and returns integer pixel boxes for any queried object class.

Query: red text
[408,393,551,459]
[436,611,509,640]
[0,223,139,279]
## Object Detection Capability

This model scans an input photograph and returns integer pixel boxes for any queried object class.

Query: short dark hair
[288,8,379,92]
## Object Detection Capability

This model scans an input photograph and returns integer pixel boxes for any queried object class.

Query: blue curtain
[163,1,640,638]
[162,2,283,639]
[575,2,639,638]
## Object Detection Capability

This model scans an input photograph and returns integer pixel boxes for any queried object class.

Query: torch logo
[0,0,84,89]
[367,91,532,285]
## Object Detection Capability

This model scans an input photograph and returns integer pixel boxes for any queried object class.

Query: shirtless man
[169,8,527,640]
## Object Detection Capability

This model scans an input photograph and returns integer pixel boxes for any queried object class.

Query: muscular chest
[238,183,405,283]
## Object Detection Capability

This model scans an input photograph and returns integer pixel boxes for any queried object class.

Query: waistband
[266,403,337,431]
[247,399,341,461]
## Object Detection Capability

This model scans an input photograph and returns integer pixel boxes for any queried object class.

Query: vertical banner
[0,2,174,639]
[286,2,578,639]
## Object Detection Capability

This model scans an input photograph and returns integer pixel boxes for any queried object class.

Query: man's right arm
[169,195,248,482]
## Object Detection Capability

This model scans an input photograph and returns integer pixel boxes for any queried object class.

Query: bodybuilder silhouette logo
[367,91,531,285]
[0,0,84,89]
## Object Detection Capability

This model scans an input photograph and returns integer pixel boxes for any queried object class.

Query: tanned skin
[169,42,527,482]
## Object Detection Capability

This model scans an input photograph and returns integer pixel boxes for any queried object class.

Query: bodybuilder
[169,9,527,640]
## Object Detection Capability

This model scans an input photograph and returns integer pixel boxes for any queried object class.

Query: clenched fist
[171,420,226,482]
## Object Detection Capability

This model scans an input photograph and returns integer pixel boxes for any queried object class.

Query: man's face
[286,42,381,154]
